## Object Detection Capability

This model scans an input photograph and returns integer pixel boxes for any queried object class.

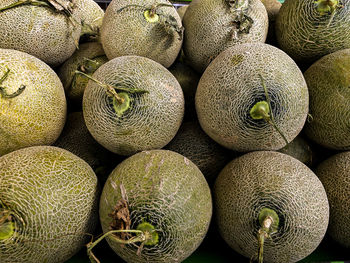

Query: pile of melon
[1,0,350,262]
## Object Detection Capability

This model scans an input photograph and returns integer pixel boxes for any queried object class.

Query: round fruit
[182,0,268,73]
[304,49,350,150]
[82,55,184,156]
[0,146,99,263]
[214,151,329,263]
[260,0,282,45]
[316,151,350,248]
[0,48,66,157]
[98,149,212,263]
[58,41,108,108]
[100,0,183,68]
[0,0,81,66]
[276,0,350,64]
[165,121,236,185]
[278,135,313,166]
[195,42,308,152]
[176,5,188,20]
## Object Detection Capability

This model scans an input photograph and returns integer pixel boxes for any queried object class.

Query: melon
[82,55,184,156]
[276,0,350,64]
[214,151,329,263]
[0,0,81,66]
[0,146,99,263]
[100,0,183,68]
[0,48,66,157]
[195,42,308,152]
[182,0,268,73]
[96,149,212,263]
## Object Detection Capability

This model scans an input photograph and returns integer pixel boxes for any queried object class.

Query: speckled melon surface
[195,42,308,152]
[276,0,350,64]
[316,151,350,248]
[304,49,350,150]
[99,149,212,263]
[214,151,329,263]
[0,146,99,263]
[76,0,104,40]
[83,55,184,156]
[0,48,66,157]
[182,0,268,73]
[0,0,81,66]
[100,0,183,68]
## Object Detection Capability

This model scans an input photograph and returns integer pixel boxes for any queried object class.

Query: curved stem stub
[0,68,26,99]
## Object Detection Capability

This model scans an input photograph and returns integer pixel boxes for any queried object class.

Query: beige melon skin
[0,146,99,263]
[83,55,184,156]
[304,49,350,150]
[76,0,104,40]
[100,0,183,68]
[276,0,350,64]
[0,48,67,157]
[0,0,81,66]
[183,0,268,73]
[195,42,308,152]
[316,151,350,248]
[99,149,212,263]
[214,151,329,263]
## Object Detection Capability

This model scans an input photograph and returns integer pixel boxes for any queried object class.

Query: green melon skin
[165,121,237,185]
[304,49,350,150]
[0,146,99,263]
[278,135,313,166]
[195,42,309,152]
[99,149,212,263]
[182,0,268,73]
[276,0,350,65]
[316,151,350,248]
[0,0,81,67]
[100,0,183,68]
[214,151,329,263]
[82,55,184,156]
[0,48,67,157]
[58,42,108,108]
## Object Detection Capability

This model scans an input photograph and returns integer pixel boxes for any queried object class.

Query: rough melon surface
[76,0,104,40]
[99,149,212,263]
[83,55,184,156]
[182,0,268,73]
[316,151,350,248]
[304,49,350,150]
[0,0,81,66]
[0,146,99,263]
[100,0,183,68]
[276,0,350,64]
[195,42,308,152]
[0,48,66,157]
[214,151,329,263]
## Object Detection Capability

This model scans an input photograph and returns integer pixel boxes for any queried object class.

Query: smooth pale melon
[100,0,183,68]
[0,146,99,263]
[276,0,350,64]
[182,0,268,73]
[83,55,184,156]
[195,42,308,152]
[99,149,212,263]
[0,0,81,66]
[214,151,329,263]
[316,151,350,248]
[0,48,66,157]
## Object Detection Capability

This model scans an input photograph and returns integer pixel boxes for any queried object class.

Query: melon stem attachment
[0,68,26,99]
[249,74,289,146]
[0,209,15,240]
[86,228,157,263]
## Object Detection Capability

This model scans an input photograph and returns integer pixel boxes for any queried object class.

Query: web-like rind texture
[0,48,67,157]
[0,0,81,66]
[182,0,268,73]
[0,146,99,263]
[214,151,329,263]
[195,42,308,152]
[316,151,350,248]
[82,55,184,156]
[99,149,212,263]
[101,0,183,68]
